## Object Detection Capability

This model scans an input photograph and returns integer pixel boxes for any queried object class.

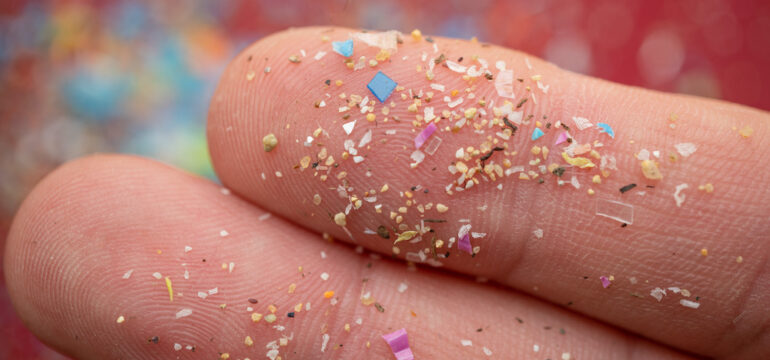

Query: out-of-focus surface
[1,0,768,357]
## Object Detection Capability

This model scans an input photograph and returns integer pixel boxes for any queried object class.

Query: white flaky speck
[461,339,473,347]
[675,142,697,157]
[674,183,689,207]
[562,352,572,360]
[321,333,330,352]
[174,343,182,351]
[533,344,540,352]
[533,229,544,239]
[650,287,666,302]
[398,282,408,293]
[197,291,208,299]
[184,246,192,253]
[220,230,229,237]
[175,308,193,319]
[320,272,330,281]
[680,299,701,309]
[259,213,272,221]
[122,269,134,279]
[152,272,162,279]
[483,346,493,356]
[208,287,218,295]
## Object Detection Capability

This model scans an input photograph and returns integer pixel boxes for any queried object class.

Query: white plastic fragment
[314,51,327,60]
[596,198,634,224]
[446,60,467,73]
[680,299,701,309]
[572,116,593,130]
[350,30,399,52]
[424,106,436,122]
[359,129,372,148]
[342,120,356,135]
[430,83,445,92]
[174,343,182,351]
[175,308,193,319]
[675,143,697,157]
[320,272,330,281]
[674,183,689,207]
[533,229,543,239]
[483,346,493,356]
[461,339,473,347]
[122,269,134,279]
[220,229,229,237]
[152,272,162,279]
[494,70,516,98]
[650,287,667,302]
[321,333,330,352]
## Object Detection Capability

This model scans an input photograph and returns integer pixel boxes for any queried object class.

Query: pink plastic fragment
[458,233,472,254]
[382,328,414,360]
[600,276,611,288]
[415,122,438,149]
[555,132,569,145]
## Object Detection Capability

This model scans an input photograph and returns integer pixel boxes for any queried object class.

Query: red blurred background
[1,0,768,358]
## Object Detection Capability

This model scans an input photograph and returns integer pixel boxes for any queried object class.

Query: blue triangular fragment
[332,39,354,57]
[531,127,544,141]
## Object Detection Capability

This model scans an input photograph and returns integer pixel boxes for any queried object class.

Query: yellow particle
[587,189,595,195]
[561,152,595,168]
[263,133,278,152]
[268,304,277,313]
[531,145,541,155]
[407,102,418,112]
[739,125,754,138]
[335,80,343,86]
[366,113,376,122]
[324,290,335,299]
[321,35,330,42]
[220,353,230,360]
[288,283,296,293]
[344,323,351,332]
[300,156,311,169]
[368,59,378,67]
[701,248,708,256]
[375,49,391,62]
[164,277,173,302]
[219,304,227,310]
[156,249,162,254]
[246,71,256,81]
[366,341,371,348]
[592,175,601,184]
[334,212,346,226]
[736,256,743,263]
[411,29,422,41]
[264,314,277,323]
[640,160,663,180]
[455,161,469,173]
[394,231,419,244]
[464,107,477,119]
[244,336,254,347]
[451,89,459,97]
[436,203,449,213]
[381,184,389,192]
[116,315,125,324]
[294,303,303,312]
[698,183,714,193]
[251,313,263,322]
[288,55,301,63]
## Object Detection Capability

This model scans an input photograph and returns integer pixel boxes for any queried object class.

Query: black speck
[248,298,258,304]
[515,317,524,324]
[287,312,295,318]
[476,328,483,332]
[324,79,331,86]
[149,336,159,344]
[620,183,637,193]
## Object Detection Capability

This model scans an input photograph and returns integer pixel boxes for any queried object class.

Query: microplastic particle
[175,308,193,319]
[531,127,544,141]
[680,299,701,309]
[650,287,666,302]
[599,276,611,288]
[674,183,689,207]
[596,123,615,138]
[572,116,593,130]
[332,39,353,57]
[423,136,442,155]
[675,142,697,157]
[415,122,438,149]
[555,132,569,145]
[596,198,634,224]
[382,328,414,360]
[367,71,397,103]
[342,120,356,135]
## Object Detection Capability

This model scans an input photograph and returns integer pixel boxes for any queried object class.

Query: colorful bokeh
[1,0,768,358]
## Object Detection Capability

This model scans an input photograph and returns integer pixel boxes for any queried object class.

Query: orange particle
[324,290,335,299]
[410,310,417,317]
[700,248,708,256]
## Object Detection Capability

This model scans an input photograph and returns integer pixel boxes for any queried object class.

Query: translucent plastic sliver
[423,136,442,155]
[596,198,634,224]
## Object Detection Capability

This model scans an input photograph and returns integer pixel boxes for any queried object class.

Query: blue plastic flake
[367,71,397,103]
[531,127,544,141]
[596,123,615,138]
[332,39,354,57]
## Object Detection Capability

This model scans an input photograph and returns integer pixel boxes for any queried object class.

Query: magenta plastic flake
[414,122,437,149]
[458,233,472,254]
[382,328,414,360]
[555,132,568,145]
[600,276,611,288]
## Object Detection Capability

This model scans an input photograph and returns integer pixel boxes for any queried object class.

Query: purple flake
[382,328,414,360]
[414,122,437,149]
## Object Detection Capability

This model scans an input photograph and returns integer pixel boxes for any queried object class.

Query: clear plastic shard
[596,198,634,224]
[423,136,442,155]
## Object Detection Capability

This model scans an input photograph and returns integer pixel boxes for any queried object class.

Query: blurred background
[1,0,768,358]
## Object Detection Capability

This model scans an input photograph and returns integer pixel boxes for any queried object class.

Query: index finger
[207,26,770,358]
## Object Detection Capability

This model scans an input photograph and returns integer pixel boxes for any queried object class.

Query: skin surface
[4,27,769,359]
